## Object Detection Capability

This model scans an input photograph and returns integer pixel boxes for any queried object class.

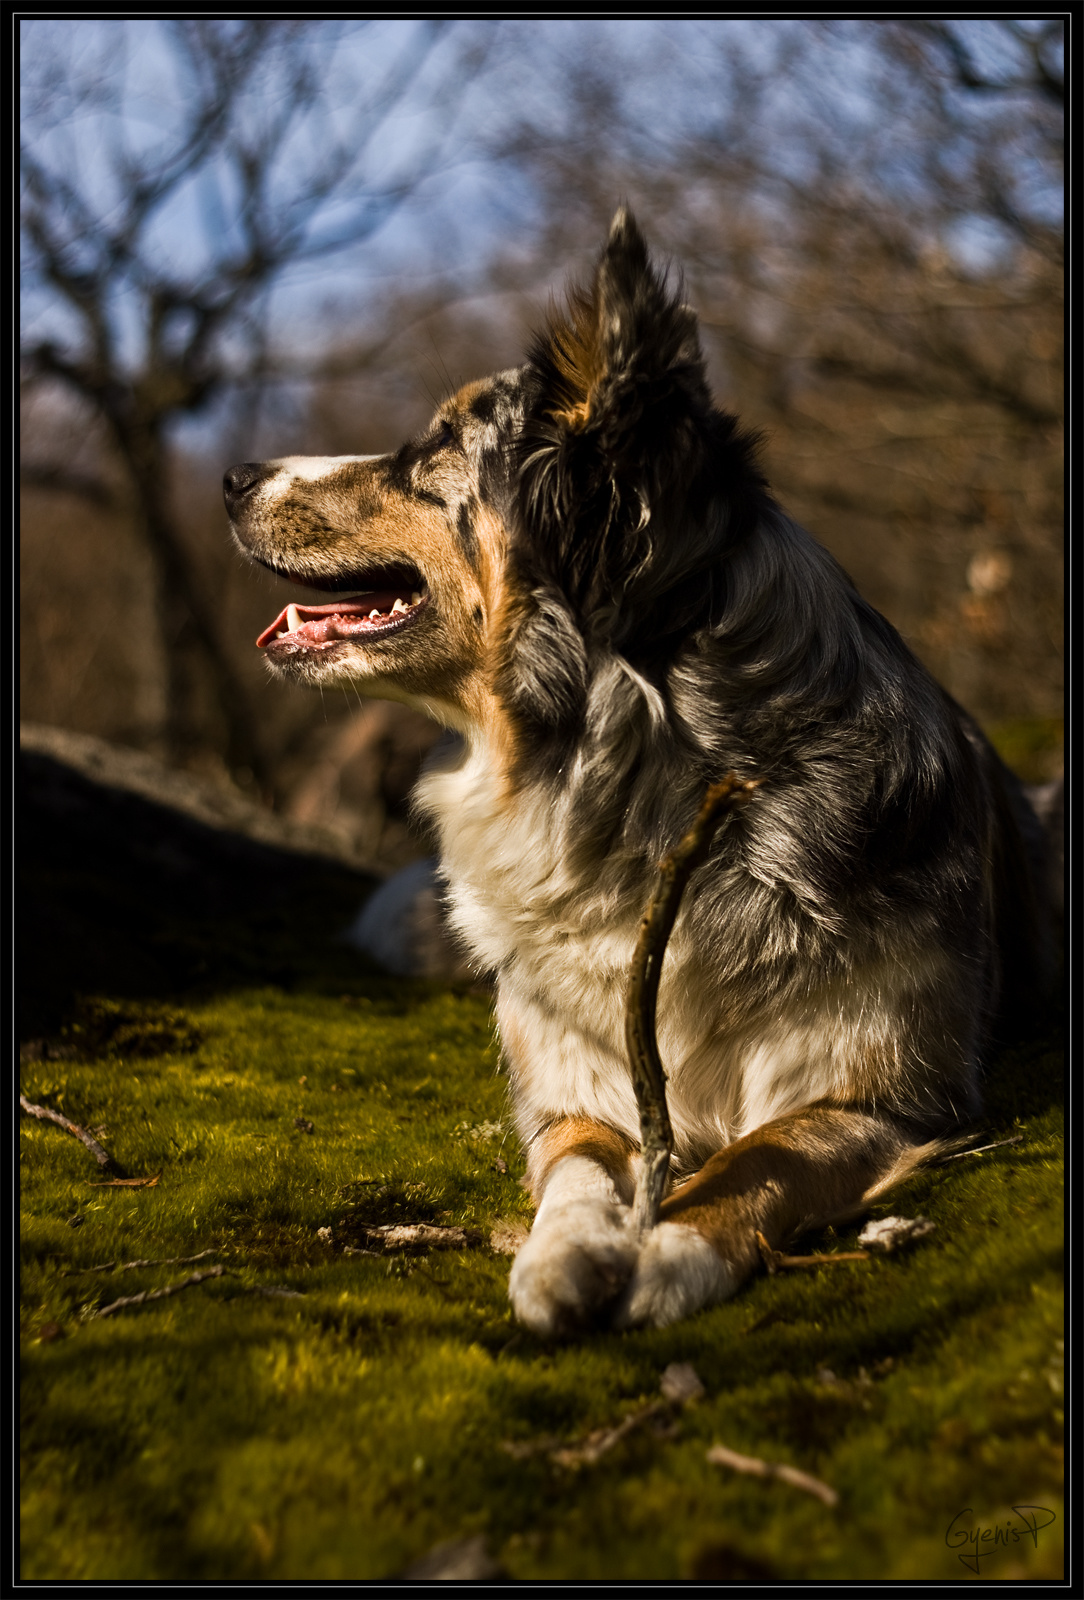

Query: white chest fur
[418,741,742,1159]
[414,737,916,1164]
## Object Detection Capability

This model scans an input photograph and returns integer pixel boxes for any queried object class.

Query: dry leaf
[88,1173,161,1188]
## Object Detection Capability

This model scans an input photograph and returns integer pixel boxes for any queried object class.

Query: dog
[224,210,1050,1335]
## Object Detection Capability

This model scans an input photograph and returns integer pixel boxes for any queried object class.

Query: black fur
[493,210,1050,1073]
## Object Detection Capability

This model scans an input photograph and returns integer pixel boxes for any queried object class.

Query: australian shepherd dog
[225,211,1049,1335]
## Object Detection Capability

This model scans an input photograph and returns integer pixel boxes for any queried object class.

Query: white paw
[508,1199,638,1338]
[613,1222,733,1330]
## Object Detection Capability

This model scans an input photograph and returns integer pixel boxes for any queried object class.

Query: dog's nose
[223,461,275,514]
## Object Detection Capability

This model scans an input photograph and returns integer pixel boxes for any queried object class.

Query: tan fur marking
[528,1116,635,1201]
[547,284,604,432]
[449,377,495,412]
[475,515,546,802]
[658,1103,911,1280]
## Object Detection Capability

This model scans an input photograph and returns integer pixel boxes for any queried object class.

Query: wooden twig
[20,1094,117,1172]
[626,775,759,1235]
[939,1134,1024,1160]
[706,1442,839,1507]
[91,1265,230,1318]
[63,1249,220,1278]
[81,1262,303,1313]
[347,1223,484,1253]
[508,1364,704,1466]
[549,1401,671,1467]
[755,1230,869,1275]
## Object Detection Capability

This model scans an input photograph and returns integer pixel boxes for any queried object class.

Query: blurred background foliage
[21,19,1064,867]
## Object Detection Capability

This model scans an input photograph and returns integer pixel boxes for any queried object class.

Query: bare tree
[495,19,1063,737]
[21,19,478,785]
[21,19,1063,834]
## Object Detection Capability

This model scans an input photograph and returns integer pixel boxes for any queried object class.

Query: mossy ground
[20,981,1064,1582]
[985,715,1064,784]
[20,731,1063,1583]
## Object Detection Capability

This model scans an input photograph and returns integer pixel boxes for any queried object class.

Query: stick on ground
[92,1265,231,1318]
[939,1134,1024,1160]
[63,1250,221,1278]
[625,774,759,1235]
[706,1442,839,1507]
[20,1094,117,1172]
[755,1230,870,1274]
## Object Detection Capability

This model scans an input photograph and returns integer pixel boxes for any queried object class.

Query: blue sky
[21,19,1062,388]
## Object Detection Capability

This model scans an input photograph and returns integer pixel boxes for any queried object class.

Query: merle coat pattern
[225,211,1047,1333]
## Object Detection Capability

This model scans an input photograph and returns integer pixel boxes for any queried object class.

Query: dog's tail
[857,1130,978,1205]
[796,1127,980,1239]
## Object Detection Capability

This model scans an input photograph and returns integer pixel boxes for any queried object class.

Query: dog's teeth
[287,604,303,633]
[369,609,381,620]
[411,591,422,605]
[391,597,408,614]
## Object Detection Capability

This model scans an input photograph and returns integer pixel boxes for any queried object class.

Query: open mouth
[257,565,429,652]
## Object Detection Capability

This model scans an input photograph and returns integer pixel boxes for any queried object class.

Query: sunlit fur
[226,210,1049,1334]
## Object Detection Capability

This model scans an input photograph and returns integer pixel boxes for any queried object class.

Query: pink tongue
[257,591,405,649]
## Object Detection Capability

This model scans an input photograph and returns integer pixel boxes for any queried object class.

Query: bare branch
[626,776,760,1234]
[92,1265,230,1318]
[706,1442,839,1507]
[20,1095,117,1172]
[755,1231,870,1275]
[911,19,1063,106]
[63,1251,220,1278]
[938,1135,1023,1162]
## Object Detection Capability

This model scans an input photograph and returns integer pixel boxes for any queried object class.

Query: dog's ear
[538,208,705,437]
[516,208,761,649]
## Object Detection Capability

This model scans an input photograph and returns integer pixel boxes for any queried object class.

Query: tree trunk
[111,417,270,789]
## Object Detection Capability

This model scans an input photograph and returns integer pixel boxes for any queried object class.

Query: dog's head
[225,210,767,738]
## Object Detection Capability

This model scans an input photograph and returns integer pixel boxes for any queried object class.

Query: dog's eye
[429,420,459,453]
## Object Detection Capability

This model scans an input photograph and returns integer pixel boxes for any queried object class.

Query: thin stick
[63,1250,220,1278]
[706,1442,839,1507]
[20,1094,116,1172]
[939,1135,1024,1160]
[755,1230,869,1275]
[626,775,759,1235]
[550,1401,670,1468]
[92,1265,230,1318]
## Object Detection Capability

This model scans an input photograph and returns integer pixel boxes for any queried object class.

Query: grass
[20,741,1063,1582]
[20,979,1063,1581]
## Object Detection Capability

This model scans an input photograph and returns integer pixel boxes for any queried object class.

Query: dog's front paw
[612,1222,733,1330]
[508,1200,638,1338]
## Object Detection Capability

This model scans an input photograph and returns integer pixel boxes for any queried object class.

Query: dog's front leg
[508,1118,641,1337]
[614,1102,939,1330]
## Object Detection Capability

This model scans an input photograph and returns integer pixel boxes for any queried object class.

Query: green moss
[20,972,1063,1581]
[22,738,1062,1577]
[984,715,1064,783]
[20,765,1064,1587]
